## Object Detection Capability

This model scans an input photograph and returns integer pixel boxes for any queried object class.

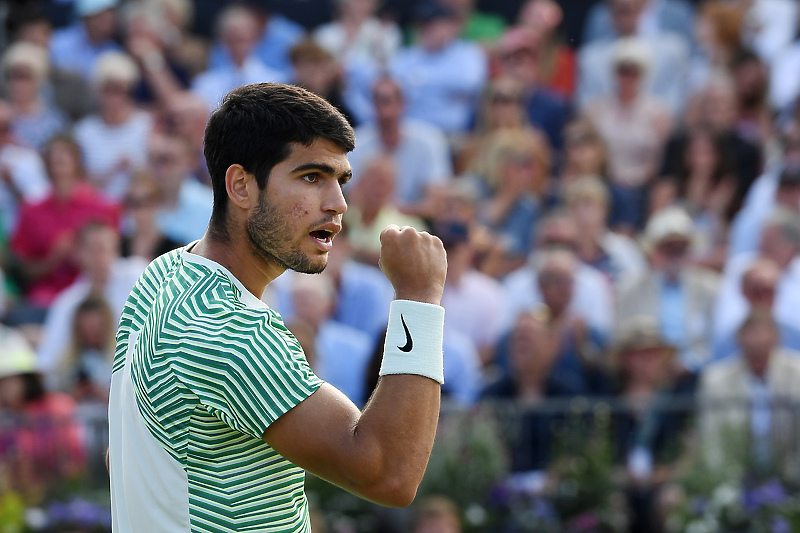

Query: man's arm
[263,225,447,507]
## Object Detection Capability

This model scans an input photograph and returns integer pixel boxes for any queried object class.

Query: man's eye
[302,174,318,183]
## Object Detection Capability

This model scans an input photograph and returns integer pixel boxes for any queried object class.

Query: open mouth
[310,229,334,243]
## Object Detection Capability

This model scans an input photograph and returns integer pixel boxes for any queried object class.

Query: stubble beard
[246,194,328,275]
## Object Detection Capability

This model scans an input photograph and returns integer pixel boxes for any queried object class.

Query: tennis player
[108,83,447,532]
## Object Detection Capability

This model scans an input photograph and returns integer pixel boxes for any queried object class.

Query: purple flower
[690,497,707,515]
[758,480,787,506]
[570,511,598,531]
[772,517,791,533]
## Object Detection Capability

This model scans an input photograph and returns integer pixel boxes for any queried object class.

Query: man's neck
[378,121,401,149]
[190,231,285,299]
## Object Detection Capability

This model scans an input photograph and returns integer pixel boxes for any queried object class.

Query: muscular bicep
[262,383,374,492]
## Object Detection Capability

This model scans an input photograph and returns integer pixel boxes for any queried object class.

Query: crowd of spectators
[2,0,800,530]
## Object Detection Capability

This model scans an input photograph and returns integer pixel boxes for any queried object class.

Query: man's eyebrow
[291,162,352,179]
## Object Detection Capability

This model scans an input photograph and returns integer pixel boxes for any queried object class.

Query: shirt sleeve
[170,308,323,440]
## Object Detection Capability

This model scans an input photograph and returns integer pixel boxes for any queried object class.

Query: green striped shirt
[109,246,322,532]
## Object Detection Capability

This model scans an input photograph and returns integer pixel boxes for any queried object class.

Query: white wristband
[379,300,445,384]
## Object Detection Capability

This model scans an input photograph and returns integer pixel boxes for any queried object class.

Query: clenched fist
[378,225,448,305]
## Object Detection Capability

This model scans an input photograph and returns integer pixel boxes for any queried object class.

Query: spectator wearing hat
[0,325,85,497]
[191,4,287,109]
[1,42,69,151]
[617,206,720,371]
[73,50,153,200]
[347,77,452,213]
[607,314,696,533]
[388,1,488,134]
[49,0,122,81]
[494,25,570,152]
[700,310,800,471]
[577,0,691,116]
[584,37,673,233]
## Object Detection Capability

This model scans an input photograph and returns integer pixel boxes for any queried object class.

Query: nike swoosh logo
[398,314,413,352]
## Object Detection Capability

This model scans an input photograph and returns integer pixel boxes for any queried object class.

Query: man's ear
[225,164,256,210]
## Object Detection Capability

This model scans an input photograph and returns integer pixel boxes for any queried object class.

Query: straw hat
[0,325,38,379]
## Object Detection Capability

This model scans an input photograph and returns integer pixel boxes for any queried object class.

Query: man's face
[373,81,404,123]
[77,226,120,283]
[149,137,190,186]
[246,139,350,275]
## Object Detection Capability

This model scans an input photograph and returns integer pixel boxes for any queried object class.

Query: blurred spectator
[120,0,192,106]
[206,3,304,80]
[578,0,691,116]
[343,155,428,266]
[665,75,762,215]
[153,0,209,79]
[0,324,85,498]
[585,37,673,232]
[607,315,696,533]
[564,175,646,288]
[498,249,607,394]
[49,0,122,81]
[475,129,549,274]
[288,273,373,407]
[438,0,506,44]
[688,1,745,92]
[495,25,570,152]
[36,222,146,376]
[712,257,800,361]
[1,42,68,151]
[147,132,212,245]
[517,0,577,100]
[716,207,800,347]
[412,495,462,533]
[73,51,153,200]
[653,126,738,269]
[9,135,118,313]
[740,0,798,66]
[582,0,695,47]
[289,38,355,126]
[730,49,777,160]
[389,2,488,134]
[502,210,615,338]
[456,76,530,175]
[162,91,210,184]
[435,220,506,368]
[0,99,49,238]
[729,159,800,260]
[3,3,96,121]
[700,310,800,471]
[119,170,182,261]
[545,116,609,206]
[347,77,452,212]
[770,7,800,116]
[192,5,287,109]
[617,206,719,371]
[53,295,115,404]
[313,0,402,67]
